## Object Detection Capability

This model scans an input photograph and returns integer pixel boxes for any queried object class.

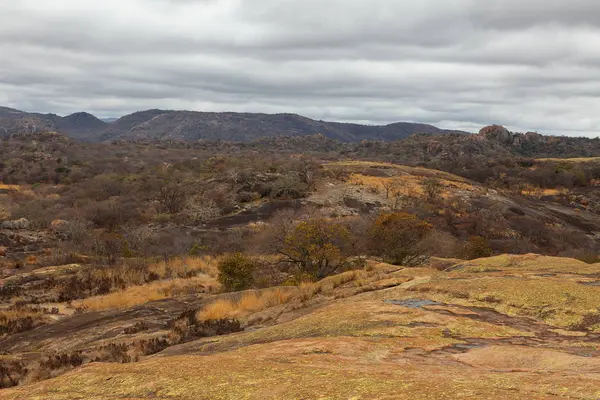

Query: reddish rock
[479,125,513,144]
[50,219,68,231]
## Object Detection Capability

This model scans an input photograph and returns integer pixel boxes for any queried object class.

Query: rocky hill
[0,109,107,141]
[2,135,600,398]
[3,254,600,399]
[0,107,464,142]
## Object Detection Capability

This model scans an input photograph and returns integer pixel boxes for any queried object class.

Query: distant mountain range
[0,106,466,142]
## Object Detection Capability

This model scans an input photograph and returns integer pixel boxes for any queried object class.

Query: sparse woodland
[1,127,600,388]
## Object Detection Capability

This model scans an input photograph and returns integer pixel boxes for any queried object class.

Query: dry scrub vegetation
[197,288,296,321]
[0,307,50,338]
[4,131,600,394]
[76,276,219,311]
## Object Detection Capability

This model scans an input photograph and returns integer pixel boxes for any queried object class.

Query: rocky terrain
[2,131,600,398]
[1,254,599,399]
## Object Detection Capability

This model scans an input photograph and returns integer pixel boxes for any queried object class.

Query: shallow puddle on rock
[385,299,442,309]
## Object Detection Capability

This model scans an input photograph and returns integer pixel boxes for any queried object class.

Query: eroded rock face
[1,218,30,230]
[479,125,513,144]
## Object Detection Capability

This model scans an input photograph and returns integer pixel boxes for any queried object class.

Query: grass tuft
[197,288,296,322]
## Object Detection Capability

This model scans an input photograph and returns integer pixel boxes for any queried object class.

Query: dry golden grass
[197,288,296,321]
[147,256,220,278]
[520,186,564,197]
[349,174,424,197]
[0,184,21,191]
[324,161,471,182]
[66,256,220,296]
[0,308,45,321]
[76,276,219,311]
[198,299,239,321]
[0,308,49,337]
[348,173,476,200]
[295,269,376,302]
[536,157,600,163]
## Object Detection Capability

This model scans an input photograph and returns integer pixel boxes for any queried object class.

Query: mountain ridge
[0,106,466,142]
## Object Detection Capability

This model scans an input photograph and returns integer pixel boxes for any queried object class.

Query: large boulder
[479,125,513,144]
[50,219,69,232]
[1,218,30,230]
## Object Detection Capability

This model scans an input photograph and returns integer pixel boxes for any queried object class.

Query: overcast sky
[2,1,600,135]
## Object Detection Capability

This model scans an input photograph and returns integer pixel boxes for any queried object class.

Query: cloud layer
[2,0,600,135]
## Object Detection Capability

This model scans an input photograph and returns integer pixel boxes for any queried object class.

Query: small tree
[94,233,125,265]
[280,218,350,279]
[382,180,397,199]
[296,157,319,190]
[185,197,221,224]
[464,236,493,259]
[217,253,256,292]
[368,212,432,266]
[156,184,188,214]
[422,177,443,202]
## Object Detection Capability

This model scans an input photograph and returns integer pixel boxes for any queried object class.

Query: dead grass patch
[0,184,21,191]
[0,308,49,337]
[197,288,296,321]
[75,276,219,311]
[347,173,476,201]
[147,256,219,279]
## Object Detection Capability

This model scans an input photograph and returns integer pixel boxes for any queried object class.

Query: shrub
[368,212,432,266]
[156,183,188,214]
[270,175,308,199]
[169,310,242,341]
[281,218,350,279]
[464,236,493,259]
[422,177,443,201]
[217,253,256,292]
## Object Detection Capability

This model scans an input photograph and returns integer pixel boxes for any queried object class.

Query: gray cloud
[2,0,600,135]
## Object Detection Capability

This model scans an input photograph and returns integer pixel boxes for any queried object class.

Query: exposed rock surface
[1,218,30,230]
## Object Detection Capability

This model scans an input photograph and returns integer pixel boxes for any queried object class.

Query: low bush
[217,253,256,292]
[368,212,432,266]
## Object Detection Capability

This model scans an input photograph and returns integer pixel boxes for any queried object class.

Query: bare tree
[124,225,156,259]
[297,157,319,190]
[391,192,405,211]
[382,180,398,199]
[61,218,93,250]
[423,177,443,202]
[156,184,188,214]
[185,197,221,224]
